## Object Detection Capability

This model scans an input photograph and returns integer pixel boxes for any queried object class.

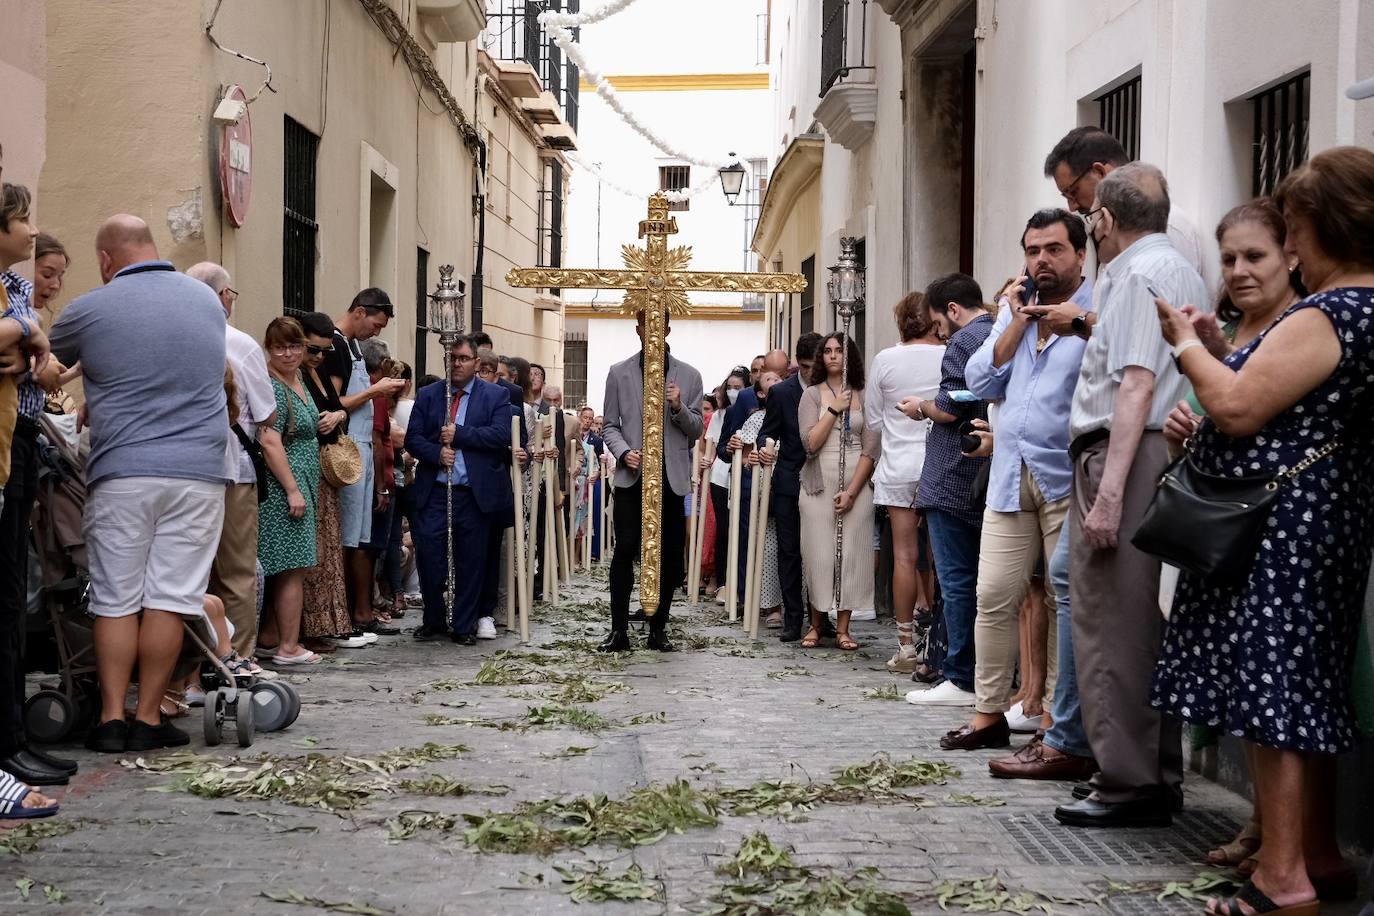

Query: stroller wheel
[281,682,302,728]
[24,690,76,744]
[249,682,292,733]
[203,689,225,746]
[234,695,255,747]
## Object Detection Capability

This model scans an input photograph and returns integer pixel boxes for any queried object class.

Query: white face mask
[727,388,740,405]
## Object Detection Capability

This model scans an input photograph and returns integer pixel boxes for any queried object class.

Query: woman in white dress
[864,292,945,673]
[799,334,881,650]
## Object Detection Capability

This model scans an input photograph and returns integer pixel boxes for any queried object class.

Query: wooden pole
[556,451,572,586]
[509,416,528,640]
[726,448,743,622]
[525,421,540,607]
[744,448,765,635]
[543,422,558,606]
[686,441,700,604]
[752,439,778,640]
[690,439,712,606]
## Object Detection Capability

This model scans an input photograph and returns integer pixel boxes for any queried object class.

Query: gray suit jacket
[601,350,705,497]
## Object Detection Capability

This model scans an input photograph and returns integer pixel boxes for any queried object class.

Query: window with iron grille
[1251,72,1309,197]
[415,248,430,380]
[799,255,816,335]
[820,0,869,97]
[659,165,691,212]
[564,333,588,408]
[282,116,319,316]
[485,1,579,132]
[538,159,565,295]
[1097,75,1141,161]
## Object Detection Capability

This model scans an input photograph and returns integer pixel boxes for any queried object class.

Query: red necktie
[448,388,465,424]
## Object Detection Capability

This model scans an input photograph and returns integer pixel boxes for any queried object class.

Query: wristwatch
[1070,312,1090,338]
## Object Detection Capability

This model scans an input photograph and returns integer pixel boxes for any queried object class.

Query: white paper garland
[568,151,719,203]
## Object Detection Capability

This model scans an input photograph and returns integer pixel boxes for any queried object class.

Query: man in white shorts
[49,215,230,754]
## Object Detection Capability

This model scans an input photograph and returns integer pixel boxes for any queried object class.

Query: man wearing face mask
[599,312,704,652]
[1050,163,1207,829]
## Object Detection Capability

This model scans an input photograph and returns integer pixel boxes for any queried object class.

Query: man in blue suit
[405,335,515,644]
[759,332,824,641]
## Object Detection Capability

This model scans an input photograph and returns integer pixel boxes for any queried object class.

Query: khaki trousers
[209,483,260,657]
[973,465,1066,715]
[1070,431,1183,804]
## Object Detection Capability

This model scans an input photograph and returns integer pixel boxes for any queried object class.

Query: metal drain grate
[991,809,1241,868]
[1102,892,1214,916]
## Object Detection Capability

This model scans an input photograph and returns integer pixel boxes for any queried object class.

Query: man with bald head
[188,262,274,659]
[1046,164,1207,829]
[49,216,230,754]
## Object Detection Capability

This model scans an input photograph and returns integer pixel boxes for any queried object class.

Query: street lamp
[718,155,747,205]
[824,236,865,622]
[427,263,466,632]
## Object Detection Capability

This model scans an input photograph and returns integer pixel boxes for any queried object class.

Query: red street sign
[219,85,252,228]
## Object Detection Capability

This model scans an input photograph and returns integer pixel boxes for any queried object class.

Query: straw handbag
[320,434,363,488]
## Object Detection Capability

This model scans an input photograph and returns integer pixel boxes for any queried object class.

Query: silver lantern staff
[427,264,466,632]
[826,237,866,622]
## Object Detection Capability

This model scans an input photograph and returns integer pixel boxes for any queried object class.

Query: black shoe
[598,630,632,653]
[0,753,69,786]
[779,627,801,643]
[646,630,677,653]
[21,747,78,776]
[126,718,190,752]
[1053,795,1172,828]
[628,609,649,622]
[413,625,446,641]
[1072,782,1181,812]
[451,633,477,646]
[939,717,1012,751]
[85,718,129,754]
[1071,782,1092,800]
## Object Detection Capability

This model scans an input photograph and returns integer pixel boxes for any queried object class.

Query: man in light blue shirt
[933,209,1091,753]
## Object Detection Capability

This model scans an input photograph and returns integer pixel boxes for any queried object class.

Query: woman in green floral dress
[257,318,322,665]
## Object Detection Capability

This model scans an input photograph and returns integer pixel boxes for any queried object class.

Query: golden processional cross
[506,192,807,619]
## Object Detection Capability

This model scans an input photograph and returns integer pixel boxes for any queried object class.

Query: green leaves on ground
[928,875,1099,913]
[259,889,392,913]
[554,861,664,904]
[948,793,1006,807]
[395,775,509,798]
[863,683,904,700]
[121,742,469,812]
[1104,871,1238,903]
[0,820,74,856]
[541,745,596,759]
[424,704,663,734]
[715,831,801,880]
[704,838,910,916]
[765,665,814,680]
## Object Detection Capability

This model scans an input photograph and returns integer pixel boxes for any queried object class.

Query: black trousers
[0,421,38,757]
[610,467,683,633]
[709,482,729,589]
[771,490,805,631]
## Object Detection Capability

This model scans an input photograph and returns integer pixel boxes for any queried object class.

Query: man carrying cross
[599,312,704,652]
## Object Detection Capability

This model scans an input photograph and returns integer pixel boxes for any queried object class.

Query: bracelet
[1172,339,1205,359]
[827,406,841,417]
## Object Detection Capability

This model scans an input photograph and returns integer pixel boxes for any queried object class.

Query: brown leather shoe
[988,734,1096,781]
[939,717,1011,751]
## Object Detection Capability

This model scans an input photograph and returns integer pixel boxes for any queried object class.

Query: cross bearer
[599,312,704,652]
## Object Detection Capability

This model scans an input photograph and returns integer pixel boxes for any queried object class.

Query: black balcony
[483,0,579,131]
[821,0,870,97]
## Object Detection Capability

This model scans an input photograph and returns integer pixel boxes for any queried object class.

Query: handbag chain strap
[1268,437,1340,492]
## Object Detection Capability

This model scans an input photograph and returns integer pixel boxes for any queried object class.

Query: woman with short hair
[1153,147,1374,916]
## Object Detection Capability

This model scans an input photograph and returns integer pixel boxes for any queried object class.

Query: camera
[959,421,982,454]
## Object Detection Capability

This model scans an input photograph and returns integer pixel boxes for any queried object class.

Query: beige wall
[39,0,480,379]
[0,0,47,203]
[476,65,567,381]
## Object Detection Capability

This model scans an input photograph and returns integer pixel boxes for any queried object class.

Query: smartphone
[1020,271,1038,307]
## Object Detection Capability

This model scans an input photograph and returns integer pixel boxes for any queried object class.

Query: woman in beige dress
[799,332,880,650]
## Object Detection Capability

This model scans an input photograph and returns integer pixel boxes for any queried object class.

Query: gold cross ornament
[506,192,807,618]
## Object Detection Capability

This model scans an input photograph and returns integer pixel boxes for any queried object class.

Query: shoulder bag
[230,423,269,504]
[1131,436,1340,583]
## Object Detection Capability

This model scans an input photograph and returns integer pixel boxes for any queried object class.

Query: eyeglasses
[1084,206,1106,229]
[451,354,476,364]
[223,287,239,302]
[305,344,332,355]
[269,344,304,355]
[1060,166,1093,202]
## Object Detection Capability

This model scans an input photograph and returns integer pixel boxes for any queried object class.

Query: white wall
[584,317,766,415]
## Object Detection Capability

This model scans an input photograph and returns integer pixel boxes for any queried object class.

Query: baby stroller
[26,410,300,748]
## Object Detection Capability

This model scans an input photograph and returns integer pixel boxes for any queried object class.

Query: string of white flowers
[539,0,640,28]
[568,151,720,203]
[538,8,730,174]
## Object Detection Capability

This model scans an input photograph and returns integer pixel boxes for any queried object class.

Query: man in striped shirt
[1052,163,1208,830]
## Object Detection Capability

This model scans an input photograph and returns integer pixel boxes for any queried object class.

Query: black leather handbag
[1131,437,1339,583]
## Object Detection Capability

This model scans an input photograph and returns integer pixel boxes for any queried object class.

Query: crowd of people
[1,128,1373,916]
[632,129,1374,916]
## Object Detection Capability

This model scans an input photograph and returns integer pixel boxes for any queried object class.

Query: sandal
[160,690,190,718]
[1209,819,1262,867]
[0,771,59,820]
[270,650,322,666]
[800,627,820,649]
[836,633,861,651]
[1207,880,1319,916]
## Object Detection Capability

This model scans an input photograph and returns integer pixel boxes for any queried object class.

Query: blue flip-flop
[0,770,60,820]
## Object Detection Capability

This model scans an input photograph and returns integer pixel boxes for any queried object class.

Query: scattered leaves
[397,775,510,798]
[259,889,392,913]
[863,683,904,701]
[766,665,814,680]
[15,877,34,899]
[927,875,1098,913]
[554,861,664,904]
[0,820,74,856]
[948,793,1006,807]
[541,745,596,759]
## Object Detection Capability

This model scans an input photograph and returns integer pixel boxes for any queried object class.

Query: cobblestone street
[1,569,1365,915]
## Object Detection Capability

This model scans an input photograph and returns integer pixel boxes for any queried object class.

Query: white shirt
[225,323,276,485]
[394,398,415,435]
[706,409,730,488]
[864,342,945,491]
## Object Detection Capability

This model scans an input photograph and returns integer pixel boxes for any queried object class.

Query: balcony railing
[482,0,579,132]
[820,0,871,97]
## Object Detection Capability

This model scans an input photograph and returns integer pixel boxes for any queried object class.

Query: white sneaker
[905,680,977,706]
[476,617,498,640]
[327,633,372,648]
[1006,701,1042,733]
